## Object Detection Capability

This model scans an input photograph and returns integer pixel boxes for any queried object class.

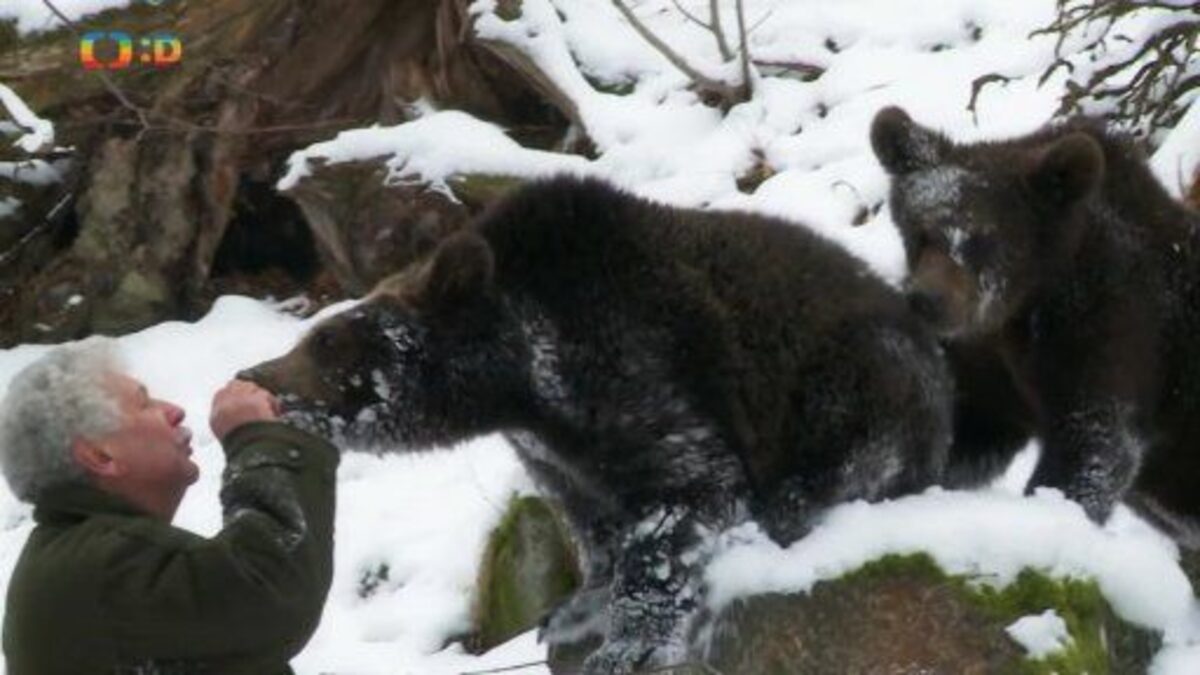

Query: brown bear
[240,176,952,674]
[871,106,1200,547]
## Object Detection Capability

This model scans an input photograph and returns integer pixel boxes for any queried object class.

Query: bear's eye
[313,328,338,353]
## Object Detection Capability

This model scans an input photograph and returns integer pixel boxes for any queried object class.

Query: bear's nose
[237,365,267,388]
[908,289,947,324]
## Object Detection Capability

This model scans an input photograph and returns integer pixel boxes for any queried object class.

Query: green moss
[495,0,523,21]
[839,554,1121,674]
[448,173,525,210]
[472,495,581,652]
[973,570,1109,675]
[839,552,951,584]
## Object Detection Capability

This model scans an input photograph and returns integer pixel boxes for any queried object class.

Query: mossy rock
[470,495,582,653]
[494,0,523,22]
[697,554,1160,675]
[473,500,1162,673]
[446,173,526,210]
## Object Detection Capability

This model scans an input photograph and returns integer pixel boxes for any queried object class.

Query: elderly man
[0,339,339,675]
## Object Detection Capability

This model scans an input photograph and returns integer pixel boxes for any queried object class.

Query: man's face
[90,373,198,518]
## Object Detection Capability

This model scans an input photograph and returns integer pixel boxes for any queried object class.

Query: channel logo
[79,31,182,70]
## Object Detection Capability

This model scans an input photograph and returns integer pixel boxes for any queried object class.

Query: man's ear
[420,231,495,309]
[870,106,950,175]
[1027,132,1105,210]
[71,438,120,479]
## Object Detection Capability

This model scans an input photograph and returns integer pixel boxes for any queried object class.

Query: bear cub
[872,106,1200,546]
[242,176,952,674]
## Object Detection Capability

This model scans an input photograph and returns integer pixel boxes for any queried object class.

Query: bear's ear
[1027,133,1105,209]
[421,231,495,308]
[870,106,948,175]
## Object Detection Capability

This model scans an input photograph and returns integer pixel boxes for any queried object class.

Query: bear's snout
[237,362,279,393]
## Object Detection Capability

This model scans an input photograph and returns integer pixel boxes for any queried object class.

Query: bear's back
[474,176,908,339]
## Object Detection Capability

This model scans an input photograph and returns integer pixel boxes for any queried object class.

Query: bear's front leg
[1029,399,1145,523]
[581,504,718,675]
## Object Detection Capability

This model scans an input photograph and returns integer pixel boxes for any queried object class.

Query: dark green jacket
[3,421,339,675]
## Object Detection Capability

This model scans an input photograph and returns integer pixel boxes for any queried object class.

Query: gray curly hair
[0,339,126,502]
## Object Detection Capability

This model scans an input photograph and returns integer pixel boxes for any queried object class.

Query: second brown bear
[872,106,1200,548]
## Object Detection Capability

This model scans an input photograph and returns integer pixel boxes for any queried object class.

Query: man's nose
[161,402,185,427]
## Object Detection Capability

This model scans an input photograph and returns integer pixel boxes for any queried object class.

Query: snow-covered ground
[3,0,1200,673]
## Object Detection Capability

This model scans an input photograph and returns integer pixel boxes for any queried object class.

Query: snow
[0,0,133,35]
[0,84,53,154]
[276,110,591,196]
[278,0,1073,285]
[1006,609,1072,659]
[0,159,64,186]
[4,0,1200,672]
[705,486,1198,646]
[1153,100,1200,198]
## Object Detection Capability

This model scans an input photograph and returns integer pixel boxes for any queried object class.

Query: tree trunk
[0,0,567,346]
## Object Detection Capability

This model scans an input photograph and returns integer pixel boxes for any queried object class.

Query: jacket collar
[33,481,150,524]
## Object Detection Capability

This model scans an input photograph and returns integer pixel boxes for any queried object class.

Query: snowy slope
[3,0,1200,673]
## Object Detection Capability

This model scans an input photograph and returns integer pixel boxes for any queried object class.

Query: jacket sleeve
[100,421,339,667]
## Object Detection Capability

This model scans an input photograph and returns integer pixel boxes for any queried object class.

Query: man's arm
[99,383,339,668]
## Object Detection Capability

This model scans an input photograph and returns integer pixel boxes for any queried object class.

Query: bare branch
[456,656,728,675]
[966,73,1013,123]
[0,193,71,269]
[735,0,753,100]
[40,0,153,134]
[670,0,711,31]
[1024,0,1199,136]
[669,0,736,64]
[708,0,734,62]
[457,659,549,675]
[749,8,775,36]
[611,0,745,106]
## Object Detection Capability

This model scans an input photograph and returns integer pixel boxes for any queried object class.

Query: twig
[40,0,153,136]
[457,657,727,675]
[708,0,733,62]
[611,0,745,106]
[0,192,71,268]
[457,659,549,675]
[735,0,752,100]
[1029,0,1199,135]
[748,8,774,36]
[966,73,1013,123]
[670,0,710,31]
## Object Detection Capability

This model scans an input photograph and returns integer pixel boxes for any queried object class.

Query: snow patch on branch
[0,83,54,154]
[276,110,592,194]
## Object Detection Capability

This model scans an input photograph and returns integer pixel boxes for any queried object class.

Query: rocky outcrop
[469,495,581,654]
[474,496,1163,675]
[0,0,565,346]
